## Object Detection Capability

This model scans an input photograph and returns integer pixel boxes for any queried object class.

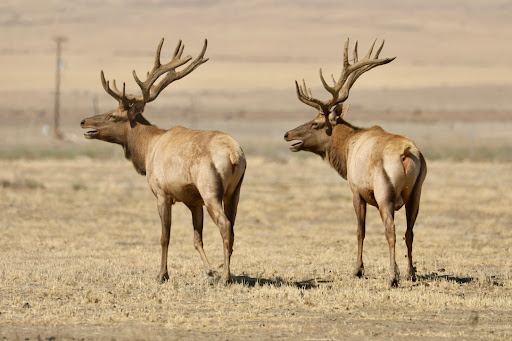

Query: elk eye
[108,115,116,121]
[311,122,319,128]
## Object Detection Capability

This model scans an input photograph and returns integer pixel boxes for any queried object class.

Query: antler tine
[353,40,359,63]
[132,38,209,103]
[154,38,164,69]
[330,38,352,94]
[374,39,385,59]
[295,38,395,116]
[175,39,208,75]
[101,39,208,109]
[295,79,327,112]
[101,71,125,104]
[111,79,121,94]
[356,55,395,82]
[364,38,377,59]
[145,39,209,103]
[319,68,336,96]
[343,37,350,69]
[112,79,138,106]
[335,39,395,106]
[331,54,395,109]
[198,39,208,61]
[301,79,315,100]
[133,38,182,101]
[317,37,356,110]
[174,40,185,59]
[172,40,181,58]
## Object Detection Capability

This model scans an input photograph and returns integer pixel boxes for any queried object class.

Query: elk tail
[400,145,413,172]
[229,146,246,175]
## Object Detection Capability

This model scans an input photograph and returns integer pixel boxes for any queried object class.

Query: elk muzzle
[80,118,99,139]
[284,131,303,152]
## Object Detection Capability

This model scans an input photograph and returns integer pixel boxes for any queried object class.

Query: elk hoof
[406,266,417,282]
[209,274,232,286]
[157,272,169,283]
[354,266,365,278]
[389,277,399,288]
[220,274,232,286]
[206,269,218,277]
[406,271,417,282]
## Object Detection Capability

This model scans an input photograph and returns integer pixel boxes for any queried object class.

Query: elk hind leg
[188,204,216,277]
[223,173,244,232]
[379,201,399,288]
[405,154,427,281]
[405,200,418,282]
[205,200,234,285]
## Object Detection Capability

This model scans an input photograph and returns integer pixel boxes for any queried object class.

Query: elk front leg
[187,204,216,277]
[379,203,399,287]
[352,191,367,277]
[157,194,172,283]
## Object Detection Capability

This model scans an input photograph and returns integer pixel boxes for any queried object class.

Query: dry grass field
[1,155,511,339]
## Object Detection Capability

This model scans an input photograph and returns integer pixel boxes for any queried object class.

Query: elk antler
[296,38,395,116]
[101,38,208,109]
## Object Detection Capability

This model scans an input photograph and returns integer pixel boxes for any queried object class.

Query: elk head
[285,38,395,154]
[81,38,208,144]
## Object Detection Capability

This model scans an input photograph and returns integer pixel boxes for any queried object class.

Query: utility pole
[93,94,99,115]
[53,36,67,140]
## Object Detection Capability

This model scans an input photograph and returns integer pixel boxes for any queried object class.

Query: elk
[80,38,246,284]
[284,38,427,287]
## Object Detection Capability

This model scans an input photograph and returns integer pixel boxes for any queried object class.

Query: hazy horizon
[2,0,511,118]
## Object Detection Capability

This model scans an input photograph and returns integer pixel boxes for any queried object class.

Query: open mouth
[289,140,303,152]
[84,130,98,139]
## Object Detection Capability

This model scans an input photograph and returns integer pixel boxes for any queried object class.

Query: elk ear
[328,112,338,126]
[127,102,146,122]
[329,103,350,125]
[333,103,350,118]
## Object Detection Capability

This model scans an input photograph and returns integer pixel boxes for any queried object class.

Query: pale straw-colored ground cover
[0,156,511,339]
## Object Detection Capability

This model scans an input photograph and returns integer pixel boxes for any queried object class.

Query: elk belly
[394,196,405,211]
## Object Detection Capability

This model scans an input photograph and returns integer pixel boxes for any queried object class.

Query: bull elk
[80,38,246,284]
[284,38,427,287]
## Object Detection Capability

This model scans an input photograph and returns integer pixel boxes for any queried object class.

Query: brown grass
[1,156,511,339]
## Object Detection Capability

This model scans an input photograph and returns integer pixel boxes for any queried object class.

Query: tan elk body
[81,39,246,284]
[285,39,427,287]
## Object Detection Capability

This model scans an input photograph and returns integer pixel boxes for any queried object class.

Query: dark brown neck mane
[123,116,165,175]
[327,120,363,180]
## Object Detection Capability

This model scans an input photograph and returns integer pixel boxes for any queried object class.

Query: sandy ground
[0,156,511,339]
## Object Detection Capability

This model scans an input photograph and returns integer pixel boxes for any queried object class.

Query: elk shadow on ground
[419,272,503,286]
[418,272,474,284]
[231,275,321,289]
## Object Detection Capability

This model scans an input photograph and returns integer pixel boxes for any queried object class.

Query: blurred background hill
[1,0,511,159]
